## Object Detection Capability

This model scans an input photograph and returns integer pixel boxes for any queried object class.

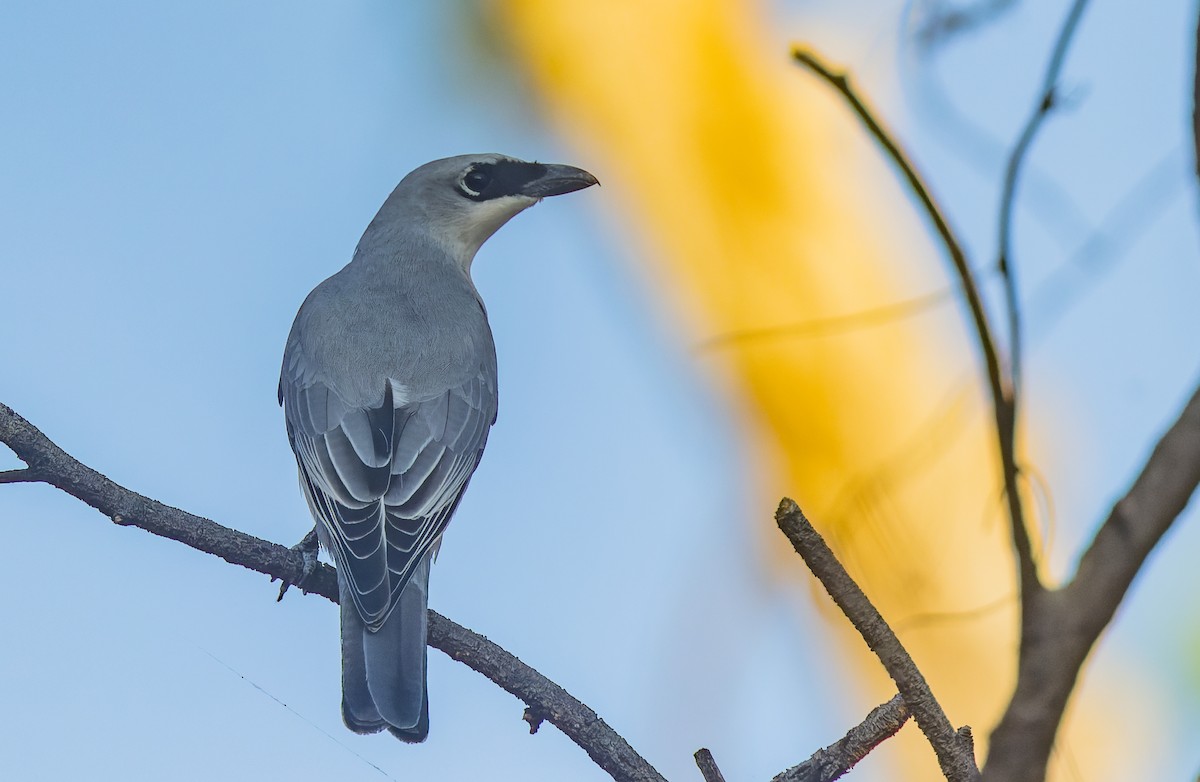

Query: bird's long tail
[338,552,431,742]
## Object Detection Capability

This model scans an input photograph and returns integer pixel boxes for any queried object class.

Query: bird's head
[375,153,598,265]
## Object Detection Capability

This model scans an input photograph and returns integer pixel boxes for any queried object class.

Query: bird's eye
[460,168,492,197]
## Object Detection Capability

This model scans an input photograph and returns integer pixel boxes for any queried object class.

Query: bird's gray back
[283,230,497,410]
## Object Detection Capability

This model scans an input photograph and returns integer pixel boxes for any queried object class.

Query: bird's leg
[276,526,320,601]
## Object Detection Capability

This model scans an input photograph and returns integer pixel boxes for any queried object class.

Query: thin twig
[694,749,728,782]
[790,48,1038,601]
[996,0,1092,395]
[772,694,910,782]
[1194,5,1200,180]
[775,499,979,782]
[0,402,666,782]
[694,284,961,354]
[904,19,1093,253]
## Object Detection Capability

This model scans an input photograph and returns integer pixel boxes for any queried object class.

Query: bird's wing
[281,370,496,630]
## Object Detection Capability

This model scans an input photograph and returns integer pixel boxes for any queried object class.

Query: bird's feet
[275,526,320,601]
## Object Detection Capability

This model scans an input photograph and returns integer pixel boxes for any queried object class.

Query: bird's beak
[520,164,599,198]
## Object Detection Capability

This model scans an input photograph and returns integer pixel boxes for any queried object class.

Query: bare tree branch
[996,0,1091,393]
[984,380,1200,782]
[0,402,667,782]
[790,48,1037,603]
[791,34,1200,782]
[771,694,910,782]
[775,499,979,782]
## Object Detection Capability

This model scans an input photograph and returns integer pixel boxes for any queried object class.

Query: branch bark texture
[694,748,729,782]
[772,694,910,782]
[0,402,666,782]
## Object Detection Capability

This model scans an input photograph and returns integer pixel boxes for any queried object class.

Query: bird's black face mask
[457,160,597,201]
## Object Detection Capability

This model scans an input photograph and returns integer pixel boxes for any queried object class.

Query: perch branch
[0,402,666,782]
[772,694,910,782]
[790,48,1037,601]
[775,499,979,781]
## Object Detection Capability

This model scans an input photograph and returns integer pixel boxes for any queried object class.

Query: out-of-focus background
[2,2,1197,780]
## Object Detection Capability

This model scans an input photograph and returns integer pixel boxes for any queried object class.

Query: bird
[278,154,597,741]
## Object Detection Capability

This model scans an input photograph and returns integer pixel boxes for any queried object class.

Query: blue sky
[2,1,1198,780]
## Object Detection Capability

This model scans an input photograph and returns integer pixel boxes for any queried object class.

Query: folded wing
[282,371,496,630]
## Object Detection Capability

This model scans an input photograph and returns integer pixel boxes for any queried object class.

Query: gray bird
[279,154,597,741]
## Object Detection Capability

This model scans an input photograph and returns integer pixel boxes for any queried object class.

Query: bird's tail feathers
[338,577,387,734]
[363,553,431,742]
[336,550,431,742]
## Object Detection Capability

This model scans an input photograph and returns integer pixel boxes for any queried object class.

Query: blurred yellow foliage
[491,1,1142,778]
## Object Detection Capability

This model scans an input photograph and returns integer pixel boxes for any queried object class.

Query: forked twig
[775,499,979,782]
